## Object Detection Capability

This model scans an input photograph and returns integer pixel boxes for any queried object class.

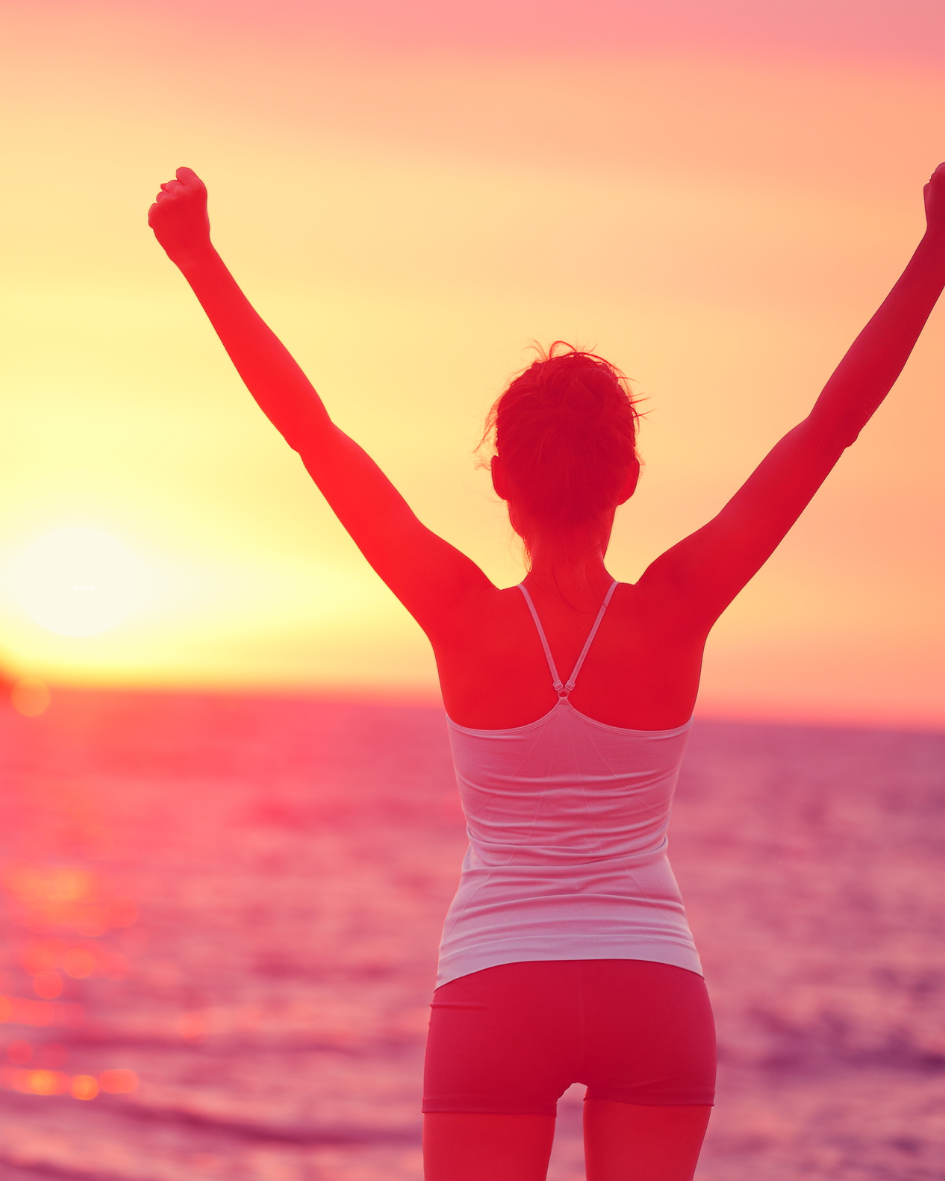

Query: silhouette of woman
[150,164,945,1181]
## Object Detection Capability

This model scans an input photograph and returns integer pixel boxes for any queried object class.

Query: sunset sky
[1,0,944,724]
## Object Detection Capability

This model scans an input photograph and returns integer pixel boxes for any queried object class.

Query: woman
[149,164,945,1181]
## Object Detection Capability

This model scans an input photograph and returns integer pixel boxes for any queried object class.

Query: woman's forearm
[810,229,945,447]
[177,246,331,453]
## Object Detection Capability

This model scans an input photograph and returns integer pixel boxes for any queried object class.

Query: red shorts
[423,959,715,1116]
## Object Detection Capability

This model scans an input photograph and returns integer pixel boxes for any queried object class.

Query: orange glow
[71,1074,100,1100]
[10,676,51,717]
[6,866,94,905]
[3,863,137,935]
[0,3,943,724]
[0,1064,110,1101]
[0,1049,134,1103]
[19,1068,69,1096]
[0,995,83,1028]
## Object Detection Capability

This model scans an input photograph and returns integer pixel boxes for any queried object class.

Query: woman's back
[438,580,701,987]
[435,577,705,732]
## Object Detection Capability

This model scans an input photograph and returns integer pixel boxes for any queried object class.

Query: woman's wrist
[923,226,945,253]
[173,242,219,276]
[916,229,945,287]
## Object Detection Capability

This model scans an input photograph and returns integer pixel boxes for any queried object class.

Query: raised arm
[643,162,945,629]
[147,168,490,635]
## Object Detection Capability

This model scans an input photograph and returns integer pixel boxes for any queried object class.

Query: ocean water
[0,689,943,1180]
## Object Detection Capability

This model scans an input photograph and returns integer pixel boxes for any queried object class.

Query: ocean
[0,690,943,1180]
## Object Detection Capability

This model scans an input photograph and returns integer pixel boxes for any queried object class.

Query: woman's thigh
[423,1113,555,1181]
[584,1101,712,1181]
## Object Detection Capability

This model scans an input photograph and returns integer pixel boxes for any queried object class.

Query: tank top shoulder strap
[567,580,619,691]
[518,583,565,693]
[517,580,619,698]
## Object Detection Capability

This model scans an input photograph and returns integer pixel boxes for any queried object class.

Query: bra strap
[565,580,618,692]
[518,583,564,693]
[517,580,619,698]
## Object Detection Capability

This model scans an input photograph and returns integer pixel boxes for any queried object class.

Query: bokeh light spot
[62,947,96,979]
[25,1068,68,1095]
[32,972,63,1000]
[70,1074,99,1100]
[7,865,94,906]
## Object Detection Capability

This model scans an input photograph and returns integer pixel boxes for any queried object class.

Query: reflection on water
[0,689,943,1179]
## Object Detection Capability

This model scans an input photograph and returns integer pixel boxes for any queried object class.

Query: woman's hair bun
[483,342,641,528]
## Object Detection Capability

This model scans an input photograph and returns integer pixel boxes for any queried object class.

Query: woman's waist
[463,835,669,868]
[454,848,681,894]
[443,859,689,933]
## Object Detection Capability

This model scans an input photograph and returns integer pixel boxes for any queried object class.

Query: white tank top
[437,580,701,987]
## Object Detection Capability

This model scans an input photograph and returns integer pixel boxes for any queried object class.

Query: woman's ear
[616,460,640,505]
[491,454,510,501]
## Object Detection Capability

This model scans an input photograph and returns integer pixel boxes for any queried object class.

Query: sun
[6,528,156,638]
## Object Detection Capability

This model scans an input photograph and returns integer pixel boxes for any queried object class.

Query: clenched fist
[148,167,212,267]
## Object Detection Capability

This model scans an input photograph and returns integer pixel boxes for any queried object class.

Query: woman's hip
[422,958,716,1116]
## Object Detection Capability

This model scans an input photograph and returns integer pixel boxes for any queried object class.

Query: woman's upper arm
[640,415,847,626]
[298,425,493,634]
[639,176,945,627]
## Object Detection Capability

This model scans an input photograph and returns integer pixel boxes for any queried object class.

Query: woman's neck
[521,519,616,611]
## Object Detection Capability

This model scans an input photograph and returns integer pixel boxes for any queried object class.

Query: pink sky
[145,0,945,60]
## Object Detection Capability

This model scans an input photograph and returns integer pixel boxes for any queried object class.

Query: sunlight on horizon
[4,528,156,638]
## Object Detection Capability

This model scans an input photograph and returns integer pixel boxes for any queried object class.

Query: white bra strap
[517,580,619,698]
[565,580,618,692]
[518,583,564,692]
